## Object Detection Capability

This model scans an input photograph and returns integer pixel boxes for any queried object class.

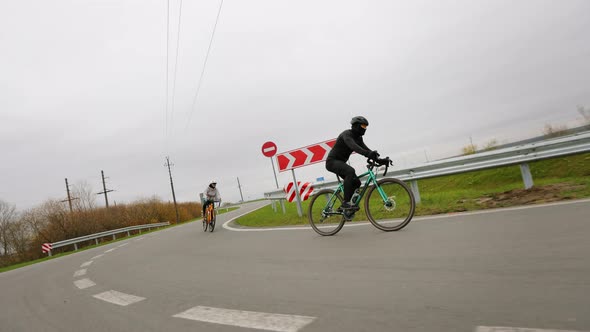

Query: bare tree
[543,123,568,138]
[7,218,33,260]
[0,200,17,255]
[72,180,96,211]
[462,144,477,155]
[483,139,499,151]
[578,105,590,125]
[21,206,50,244]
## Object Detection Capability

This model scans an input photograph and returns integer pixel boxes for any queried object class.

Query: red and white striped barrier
[42,243,52,253]
[284,182,314,202]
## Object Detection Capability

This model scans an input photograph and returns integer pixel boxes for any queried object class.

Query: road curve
[1,200,589,332]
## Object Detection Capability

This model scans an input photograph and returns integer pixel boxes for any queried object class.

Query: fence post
[520,163,534,189]
[410,180,421,204]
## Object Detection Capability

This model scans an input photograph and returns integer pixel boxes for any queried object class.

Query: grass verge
[235,153,590,227]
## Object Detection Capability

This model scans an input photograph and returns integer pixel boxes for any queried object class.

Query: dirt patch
[474,183,586,208]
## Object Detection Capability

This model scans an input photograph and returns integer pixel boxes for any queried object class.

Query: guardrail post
[74,243,78,251]
[48,250,52,257]
[112,234,116,241]
[127,231,130,237]
[410,180,421,204]
[95,239,98,245]
[519,163,534,189]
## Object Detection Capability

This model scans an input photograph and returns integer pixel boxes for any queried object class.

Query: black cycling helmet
[350,116,369,126]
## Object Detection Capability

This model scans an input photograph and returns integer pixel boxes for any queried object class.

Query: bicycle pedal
[343,211,355,220]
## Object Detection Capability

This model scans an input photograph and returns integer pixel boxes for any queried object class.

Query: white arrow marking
[319,143,332,158]
[285,153,296,170]
[302,148,314,165]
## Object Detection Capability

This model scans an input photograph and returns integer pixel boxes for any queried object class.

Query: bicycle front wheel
[308,189,346,236]
[209,211,216,232]
[365,178,415,231]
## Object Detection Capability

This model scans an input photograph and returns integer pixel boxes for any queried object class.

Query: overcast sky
[1,0,589,210]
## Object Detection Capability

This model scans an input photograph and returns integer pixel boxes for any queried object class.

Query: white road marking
[104,248,116,253]
[73,269,87,277]
[475,326,588,332]
[224,199,590,232]
[173,306,316,332]
[135,237,144,241]
[117,243,128,248]
[80,261,93,268]
[74,279,96,289]
[93,290,146,306]
[91,254,104,260]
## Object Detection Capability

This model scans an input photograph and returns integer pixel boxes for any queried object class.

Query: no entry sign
[261,141,278,157]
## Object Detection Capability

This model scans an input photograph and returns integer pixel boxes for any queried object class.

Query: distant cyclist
[326,116,388,212]
[202,180,221,221]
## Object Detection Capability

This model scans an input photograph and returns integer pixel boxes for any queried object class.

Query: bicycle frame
[205,202,217,223]
[322,166,389,215]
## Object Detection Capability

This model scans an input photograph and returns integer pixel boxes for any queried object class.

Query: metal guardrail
[45,222,170,256]
[264,131,590,203]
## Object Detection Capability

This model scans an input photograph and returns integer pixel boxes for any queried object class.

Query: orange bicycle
[202,201,216,232]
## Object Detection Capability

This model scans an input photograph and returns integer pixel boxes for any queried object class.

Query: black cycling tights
[326,159,361,202]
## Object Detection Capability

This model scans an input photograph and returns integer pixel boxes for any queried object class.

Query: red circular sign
[261,141,277,157]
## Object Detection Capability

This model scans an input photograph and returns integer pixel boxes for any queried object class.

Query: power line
[169,0,184,135]
[164,0,170,149]
[185,0,225,131]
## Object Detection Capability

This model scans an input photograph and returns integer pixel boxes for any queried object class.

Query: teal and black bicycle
[307,157,416,236]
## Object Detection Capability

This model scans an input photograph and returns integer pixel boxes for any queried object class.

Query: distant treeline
[0,197,201,268]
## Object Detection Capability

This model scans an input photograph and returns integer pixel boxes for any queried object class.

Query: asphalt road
[1,200,589,332]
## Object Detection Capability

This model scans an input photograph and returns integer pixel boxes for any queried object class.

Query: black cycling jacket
[326,129,372,162]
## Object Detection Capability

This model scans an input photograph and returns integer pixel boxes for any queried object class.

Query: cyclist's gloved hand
[368,150,379,161]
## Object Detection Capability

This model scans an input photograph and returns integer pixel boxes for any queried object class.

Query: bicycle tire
[364,178,415,231]
[308,189,346,236]
[203,204,212,232]
[209,210,216,232]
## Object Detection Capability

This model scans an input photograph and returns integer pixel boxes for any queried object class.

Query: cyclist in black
[326,116,384,211]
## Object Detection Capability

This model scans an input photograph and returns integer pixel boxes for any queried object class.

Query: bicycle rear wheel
[364,178,415,231]
[308,189,345,236]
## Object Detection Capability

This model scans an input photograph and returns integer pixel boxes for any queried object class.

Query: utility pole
[237,177,244,203]
[61,178,78,213]
[165,156,180,224]
[96,170,114,208]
